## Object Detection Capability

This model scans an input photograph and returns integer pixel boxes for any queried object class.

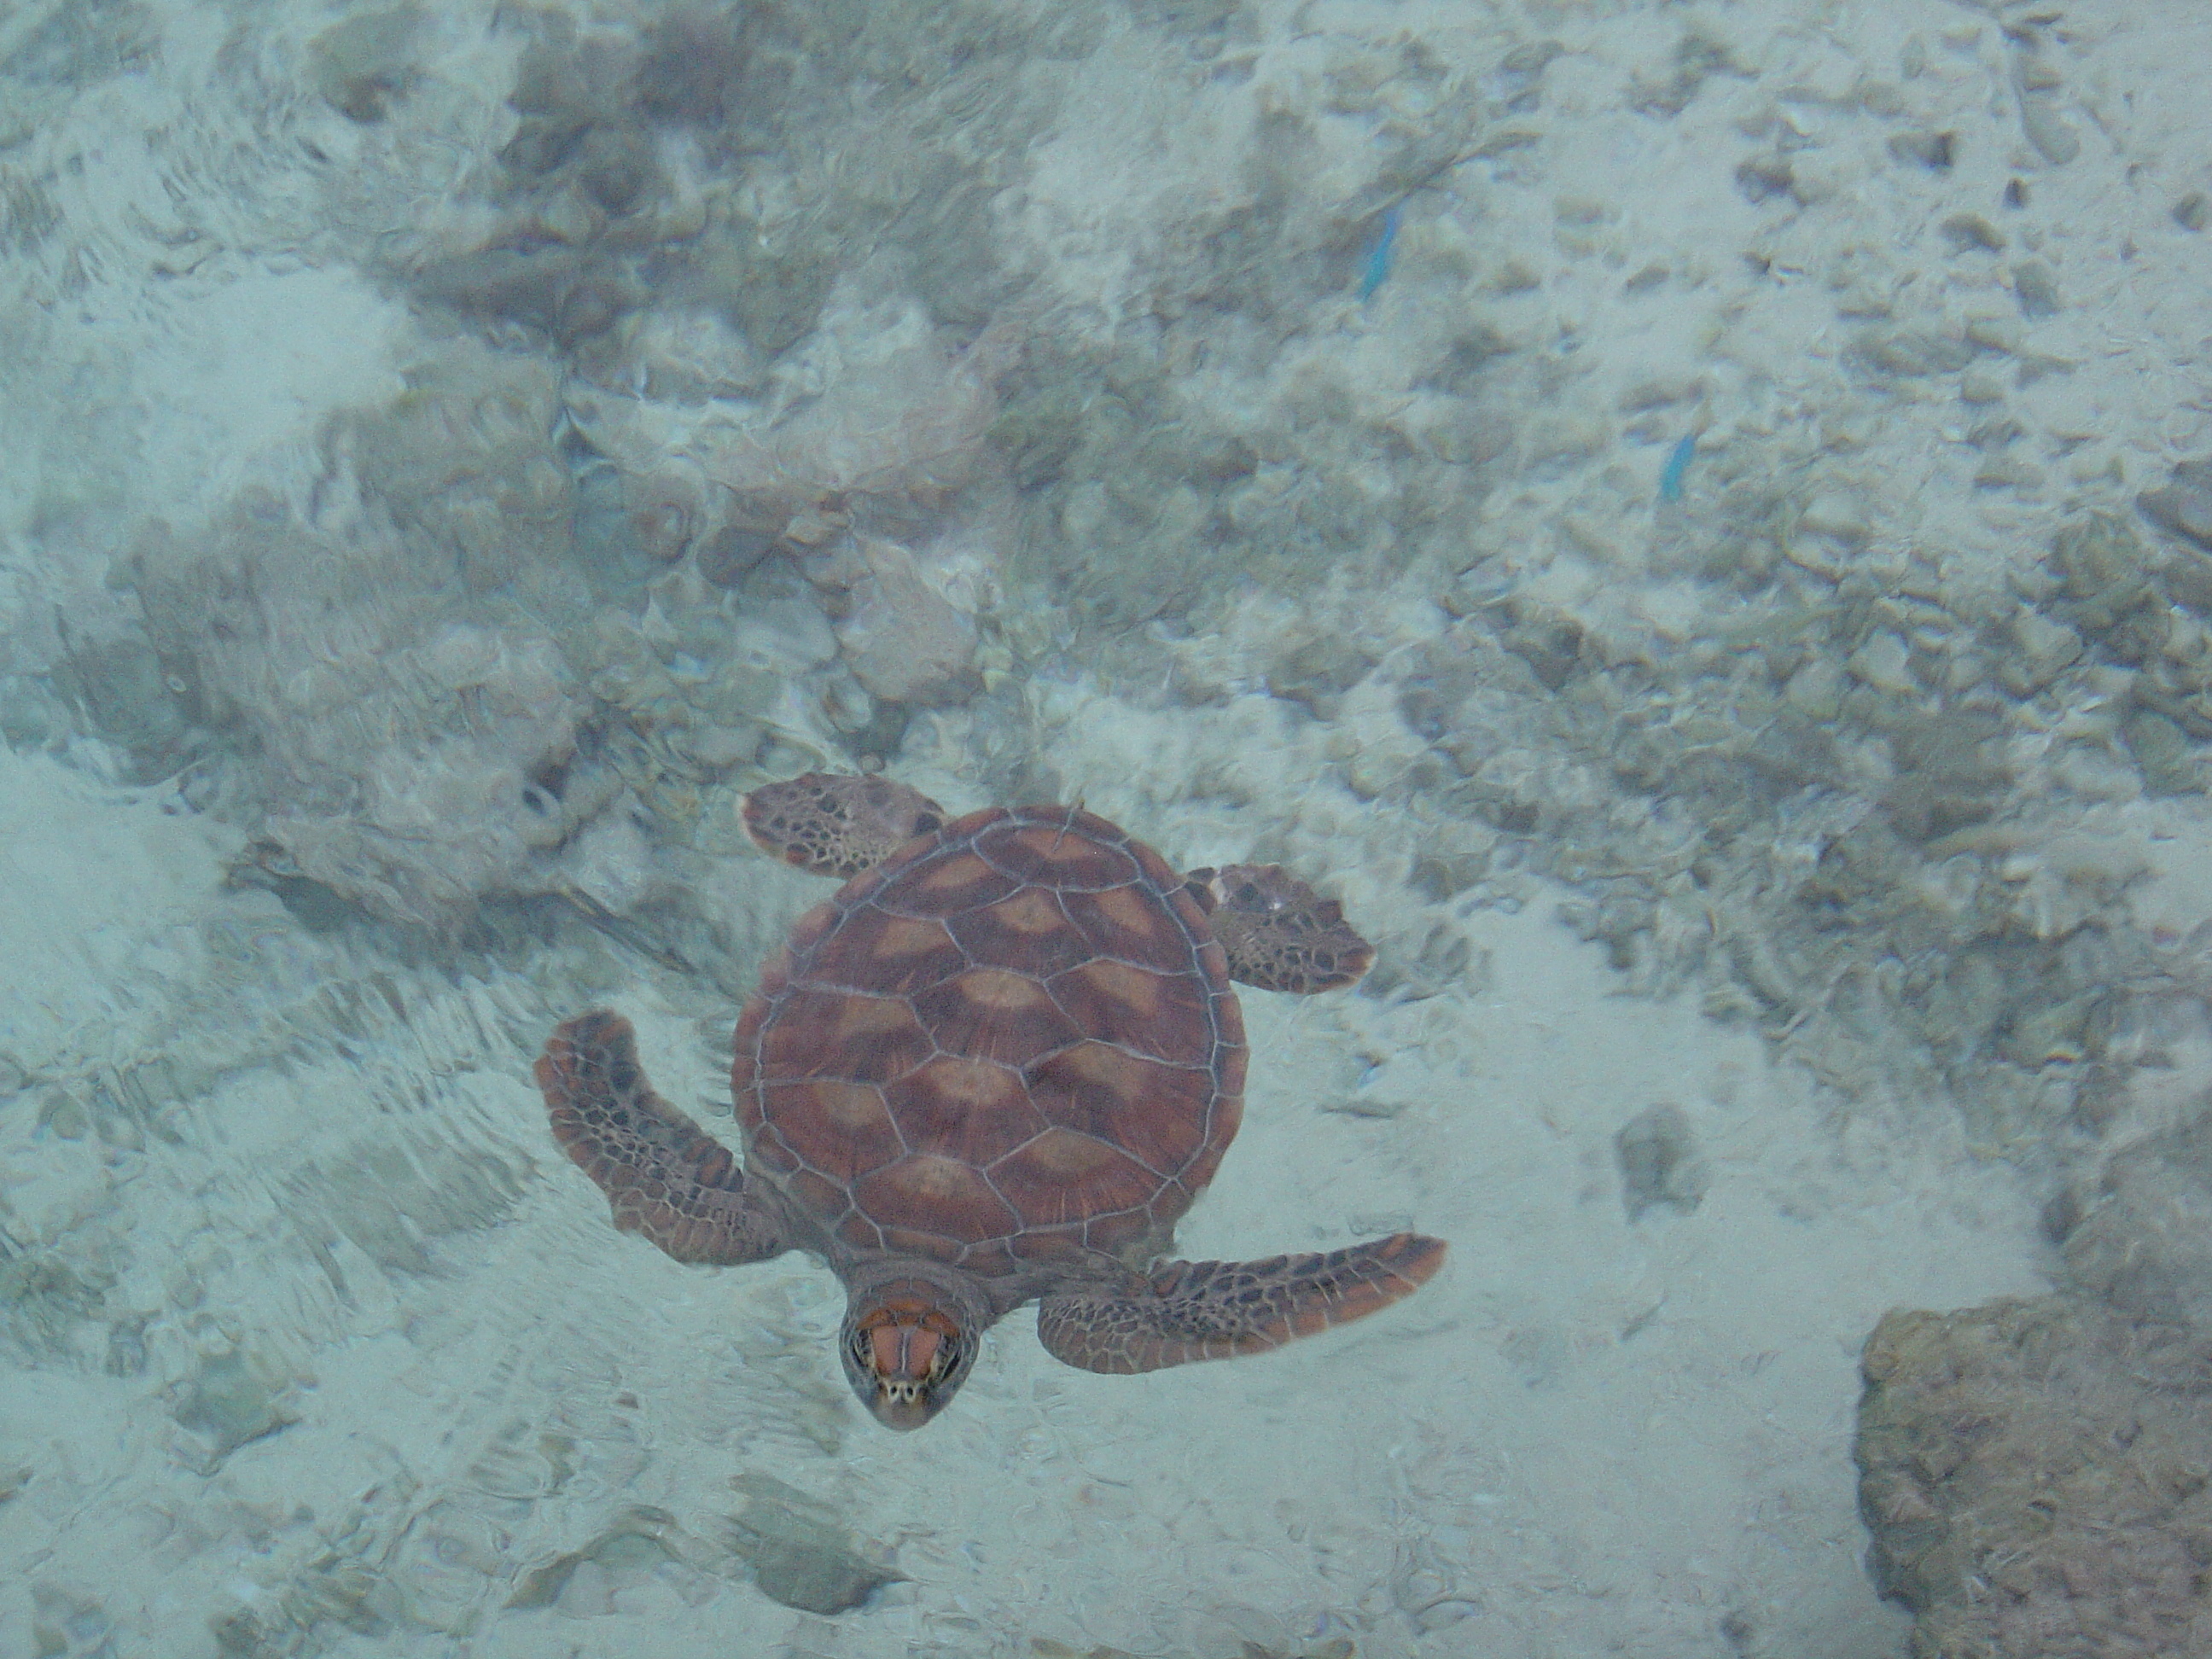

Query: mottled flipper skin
[1188,864,1373,994]
[536,1011,786,1266]
[1035,1231,1445,1374]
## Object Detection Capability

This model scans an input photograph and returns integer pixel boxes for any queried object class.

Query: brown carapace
[535,773,1443,1429]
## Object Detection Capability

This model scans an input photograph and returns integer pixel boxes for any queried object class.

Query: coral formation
[125,343,600,929]
[1858,1101,2212,1653]
[1856,1299,2212,1657]
[2061,1105,2212,1333]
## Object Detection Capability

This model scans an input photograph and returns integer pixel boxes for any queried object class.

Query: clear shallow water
[3,2,2209,1655]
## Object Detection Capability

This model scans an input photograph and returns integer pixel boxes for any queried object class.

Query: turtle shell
[732,804,1249,1275]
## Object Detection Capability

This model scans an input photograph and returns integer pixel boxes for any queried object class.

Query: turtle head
[840,1276,984,1430]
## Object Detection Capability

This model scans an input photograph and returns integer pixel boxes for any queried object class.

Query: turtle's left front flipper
[1036,1232,1445,1374]
[536,1010,789,1267]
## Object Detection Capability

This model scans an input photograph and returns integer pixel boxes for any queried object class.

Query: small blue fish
[1358,203,1402,301]
[1658,433,1697,503]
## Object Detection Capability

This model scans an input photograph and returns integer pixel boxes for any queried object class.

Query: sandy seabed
[2,1,2209,1656]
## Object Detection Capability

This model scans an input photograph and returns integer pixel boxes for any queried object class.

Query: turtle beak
[843,1294,971,1430]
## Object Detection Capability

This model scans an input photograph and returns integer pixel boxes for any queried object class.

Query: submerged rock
[170,1346,296,1471]
[829,537,981,707]
[1857,1110,2212,1650]
[2139,458,2212,554]
[1614,1104,1708,1221]
[2063,1104,2212,1332]
[1856,1298,2212,1656]
[722,1474,902,1615]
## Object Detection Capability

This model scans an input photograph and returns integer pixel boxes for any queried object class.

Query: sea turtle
[535,772,1445,1429]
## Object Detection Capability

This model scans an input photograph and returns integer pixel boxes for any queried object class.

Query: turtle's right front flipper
[536,1011,787,1266]
[1036,1232,1445,1374]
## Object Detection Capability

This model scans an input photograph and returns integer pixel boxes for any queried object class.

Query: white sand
[3,1,2209,1656]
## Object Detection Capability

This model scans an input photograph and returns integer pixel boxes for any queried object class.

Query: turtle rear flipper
[1035,1232,1445,1374]
[741,772,947,879]
[536,1011,787,1266]
[1186,864,1374,993]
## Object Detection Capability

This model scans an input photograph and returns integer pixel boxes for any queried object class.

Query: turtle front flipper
[1185,864,1374,993]
[741,772,948,879]
[536,1011,787,1266]
[1036,1232,1445,1374]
